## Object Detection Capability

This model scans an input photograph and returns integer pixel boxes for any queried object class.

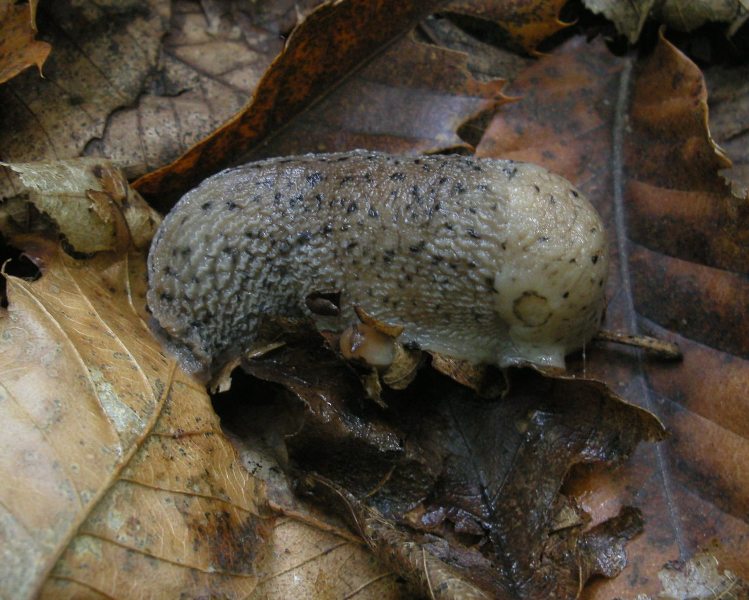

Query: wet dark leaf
[223,323,664,598]
[476,31,749,599]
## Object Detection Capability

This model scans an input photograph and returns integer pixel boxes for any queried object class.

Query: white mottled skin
[147,151,608,378]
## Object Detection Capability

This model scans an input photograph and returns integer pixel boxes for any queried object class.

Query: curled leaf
[0,1,51,84]
[4,159,161,253]
[224,320,664,598]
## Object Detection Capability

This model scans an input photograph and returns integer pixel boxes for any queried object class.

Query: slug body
[147,151,608,378]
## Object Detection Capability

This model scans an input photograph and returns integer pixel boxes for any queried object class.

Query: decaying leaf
[705,62,749,197]
[227,424,409,599]
[3,159,161,253]
[0,1,169,201]
[444,0,570,54]
[133,0,453,206]
[134,0,575,208]
[90,0,285,181]
[252,515,407,599]
[657,0,749,35]
[654,552,749,600]
[0,242,271,598]
[232,0,326,38]
[584,0,749,42]
[3,0,749,597]
[475,28,749,599]
[306,475,492,599]
[0,0,51,84]
[220,320,665,598]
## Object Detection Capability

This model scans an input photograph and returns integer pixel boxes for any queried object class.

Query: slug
[147,150,608,379]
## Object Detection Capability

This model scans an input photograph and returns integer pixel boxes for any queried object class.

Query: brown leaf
[583,0,749,42]
[227,423,409,599]
[654,552,749,599]
[306,476,493,599]
[0,0,277,199]
[8,3,746,597]
[655,1,749,35]
[134,0,561,208]
[0,242,271,597]
[0,1,51,84]
[255,33,507,158]
[0,1,168,200]
[224,322,663,598]
[252,515,408,599]
[444,0,570,53]
[233,0,326,38]
[90,1,282,181]
[705,62,749,197]
[135,0,452,206]
[476,33,749,597]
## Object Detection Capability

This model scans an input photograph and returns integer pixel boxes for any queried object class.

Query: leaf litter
[3,0,748,597]
[215,320,664,598]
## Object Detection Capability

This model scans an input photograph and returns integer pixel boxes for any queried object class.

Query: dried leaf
[255,33,507,159]
[306,476,492,599]
[444,0,570,53]
[0,1,51,84]
[4,159,161,253]
[705,62,749,197]
[133,0,508,208]
[0,0,169,201]
[133,0,449,203]
[476,33,749,597]
[252,516,407,599]
[655,0,749,34]
[583,0,656,43]
[0,1,316,200]
[584,0,749,43]
[91,0,282,181]
[223,405,409,600]
[4,2,747,597]
[0,242,270,597]
[656,552,749,600]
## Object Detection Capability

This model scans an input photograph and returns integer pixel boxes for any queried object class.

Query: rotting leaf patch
[219,322,664,598]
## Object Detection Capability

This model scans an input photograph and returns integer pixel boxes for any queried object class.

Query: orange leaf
[0,1,50,84]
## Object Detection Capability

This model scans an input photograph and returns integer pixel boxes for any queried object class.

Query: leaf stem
[594,329,682,360]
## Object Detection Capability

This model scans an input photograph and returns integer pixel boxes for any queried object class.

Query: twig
[594,329,682,360]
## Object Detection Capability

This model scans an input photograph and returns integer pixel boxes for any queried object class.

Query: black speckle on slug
[147,150,608,377]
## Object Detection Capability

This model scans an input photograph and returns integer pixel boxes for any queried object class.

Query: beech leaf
[0,243,270,598]
[133,0,568,208]
[0,0,282,196]
[476,32,749,598]
[223,323,664,598]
